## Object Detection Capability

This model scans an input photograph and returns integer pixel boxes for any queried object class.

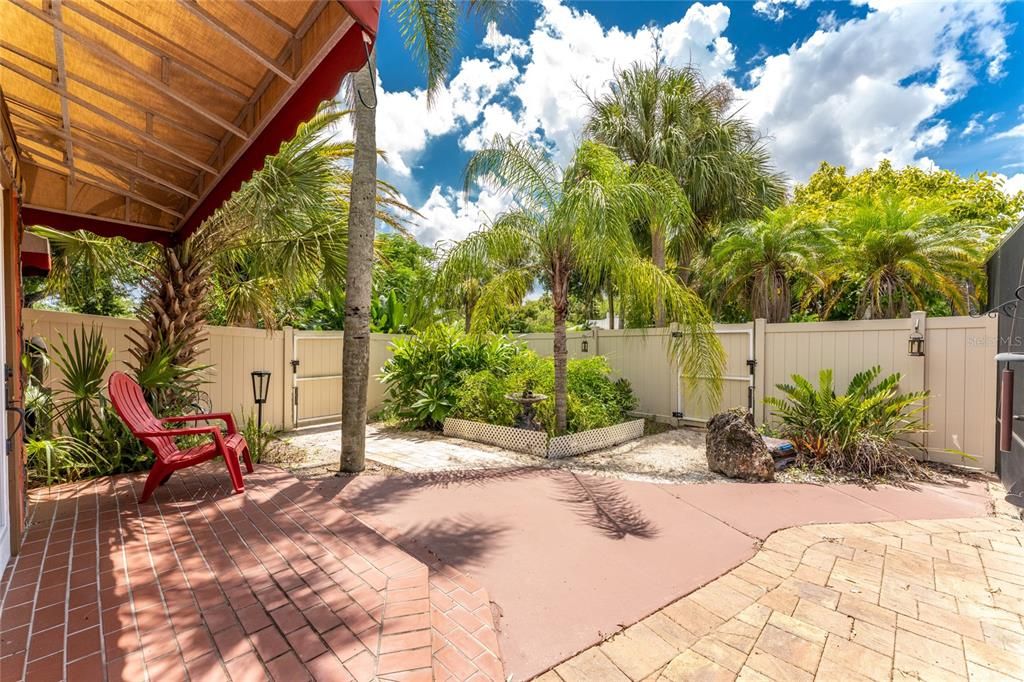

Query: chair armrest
[135,425,220,438]
[161,412,237,433]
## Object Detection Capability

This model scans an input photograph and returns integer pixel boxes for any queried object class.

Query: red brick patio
[0,464,503,681]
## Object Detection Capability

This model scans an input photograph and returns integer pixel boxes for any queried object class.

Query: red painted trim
[20,207,173,246]
[339,0,381,36]
[20,249,50,276]
[176,10,379,243]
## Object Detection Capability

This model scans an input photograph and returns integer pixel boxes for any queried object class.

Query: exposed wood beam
[23,205,177,243]
[177,0,295,84]
[0,57,219,174]
[242,2,297,40]
[0,40,223,148]
[9,0,249,139]
[5,94,201,176]
[50,0,74,210]
[15,120,199,200]
[61,0,251,104]
[22,157,184,218]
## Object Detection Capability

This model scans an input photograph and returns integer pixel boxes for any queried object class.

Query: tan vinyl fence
[22,309,400,431]
[26,309,998,471]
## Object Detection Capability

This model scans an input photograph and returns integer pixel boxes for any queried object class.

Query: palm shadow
[553,472,659,539]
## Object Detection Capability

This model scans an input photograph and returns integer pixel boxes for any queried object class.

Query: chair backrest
[108,371,176,461]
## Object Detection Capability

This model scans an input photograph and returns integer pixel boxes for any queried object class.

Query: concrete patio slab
[320,470,993,679]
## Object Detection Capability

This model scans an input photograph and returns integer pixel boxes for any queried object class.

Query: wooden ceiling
[0,0,379,243]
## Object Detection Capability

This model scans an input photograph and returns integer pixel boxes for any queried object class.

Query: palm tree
[585,61,787,307]
[817,193,985,319]
[441,136,724,433]
[342,0,510,471]
[709,207,826,323]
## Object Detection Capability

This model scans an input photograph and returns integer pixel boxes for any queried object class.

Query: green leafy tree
[709,207,827,322]
[441,136,724,433]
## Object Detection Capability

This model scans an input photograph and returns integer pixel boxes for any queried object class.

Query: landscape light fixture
[251,370,271,431]
[908,321,925,357]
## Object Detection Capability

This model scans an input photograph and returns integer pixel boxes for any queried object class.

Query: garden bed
[443,417,645,459]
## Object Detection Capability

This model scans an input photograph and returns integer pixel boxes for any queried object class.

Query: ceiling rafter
[0,40,223,149]
[49,0,74,210]
[9,0,249,139]
[15,118,198,199]
[177,0,295,84]
[0,56,219,174]
[61,0,251,104]
[23,204,177,235]
[22,151,185,219]
[4,94,201,177]
[241,2,296,40]
[186,1,333,199]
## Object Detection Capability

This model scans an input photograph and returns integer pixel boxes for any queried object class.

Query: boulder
[705,408,774,481]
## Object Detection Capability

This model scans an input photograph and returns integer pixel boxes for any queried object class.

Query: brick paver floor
[0,463,503,681]
[539,516,1024,681]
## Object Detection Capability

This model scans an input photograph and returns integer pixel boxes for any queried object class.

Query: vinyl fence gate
[291,331,344,426]
[677,323,757,423]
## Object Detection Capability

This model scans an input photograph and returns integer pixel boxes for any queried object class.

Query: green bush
[379,324,525,429]
[764,366,928,477]
[452,354,636,435]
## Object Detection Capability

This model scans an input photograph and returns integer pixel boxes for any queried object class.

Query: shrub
[452,354,636,435]
[379,324,525,429]
[764,366,928,477]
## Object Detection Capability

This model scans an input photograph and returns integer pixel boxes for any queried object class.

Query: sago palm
[441,136,724,433]
[709,206,826,322]
[817,194,986,319]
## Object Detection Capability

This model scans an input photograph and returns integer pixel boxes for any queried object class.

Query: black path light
[251,370,271,431]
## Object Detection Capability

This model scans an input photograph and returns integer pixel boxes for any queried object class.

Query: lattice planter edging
[442,418,645,459]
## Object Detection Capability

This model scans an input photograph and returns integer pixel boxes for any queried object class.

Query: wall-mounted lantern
[908,320,925,357]
[581,339,589,353]
[251,370,271,430]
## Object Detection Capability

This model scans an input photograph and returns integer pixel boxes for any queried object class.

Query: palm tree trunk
[552,261,570,434]
[652,227,666,327]
[606,278,615,329]
[340,50,376,473]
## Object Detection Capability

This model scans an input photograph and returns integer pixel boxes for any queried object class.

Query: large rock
[705,408,774,481]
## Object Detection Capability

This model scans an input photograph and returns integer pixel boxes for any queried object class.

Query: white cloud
[998,173,1024,196]
[460,103,522,152]
[739,1,1013,182]
[411,184,514,246]
[993,123,1024,140]
[753,0,811,22]
[962,114,985,137]
[374,57,519,176]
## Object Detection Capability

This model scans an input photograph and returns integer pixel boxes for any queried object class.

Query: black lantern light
[581,339,589,353]
[908,321,925,357]
[251,370,271,430]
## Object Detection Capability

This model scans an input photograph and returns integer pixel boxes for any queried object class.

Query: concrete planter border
[442,417,645,459]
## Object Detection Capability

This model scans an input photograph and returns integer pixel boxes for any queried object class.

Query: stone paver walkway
[541,516,1024,682]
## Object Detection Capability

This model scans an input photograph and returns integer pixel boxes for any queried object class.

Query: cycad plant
[709,206,827,322]
[816,193,986,319]
[765,366,928,477]
[440,136,724,433]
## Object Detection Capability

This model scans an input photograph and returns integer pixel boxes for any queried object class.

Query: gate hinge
[293,387,299,406]
[746,359,757,374]
[671,331,683,338]
[291,360,300,373]
[672,411,684,418]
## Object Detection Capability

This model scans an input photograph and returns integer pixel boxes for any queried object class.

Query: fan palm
[816,193,986,319]
[710,207,827,322]
[441,136,724,433]
[585,61,787,300]
[342,0,511,470]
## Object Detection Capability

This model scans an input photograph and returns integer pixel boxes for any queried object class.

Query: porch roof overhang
[0,0,379,246]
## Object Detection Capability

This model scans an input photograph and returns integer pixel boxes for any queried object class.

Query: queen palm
[585,61,787,309]
[709,207,826,323]
[818,193,985,319]
[441,136,724,433]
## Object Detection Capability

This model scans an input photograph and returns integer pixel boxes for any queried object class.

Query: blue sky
[365,0,1024,245]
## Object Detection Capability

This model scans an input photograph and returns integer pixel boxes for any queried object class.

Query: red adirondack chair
[108,371,253,502]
